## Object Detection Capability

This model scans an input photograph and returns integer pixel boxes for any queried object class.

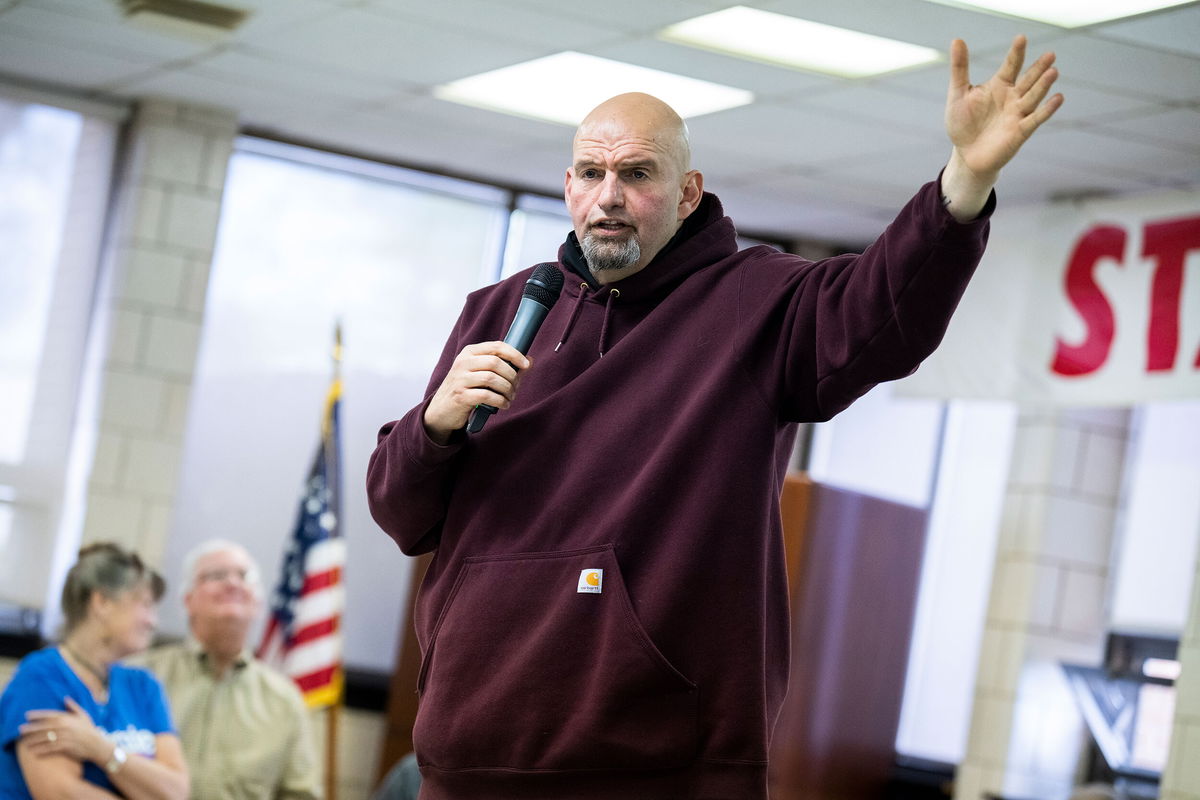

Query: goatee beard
[581,231,641,273]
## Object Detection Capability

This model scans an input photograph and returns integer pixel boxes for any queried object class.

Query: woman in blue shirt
[0,543,189,799]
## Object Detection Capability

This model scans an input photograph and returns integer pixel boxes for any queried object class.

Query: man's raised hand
[941,35,1063,220]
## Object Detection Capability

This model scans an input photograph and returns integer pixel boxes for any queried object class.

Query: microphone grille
[523,263,565,309]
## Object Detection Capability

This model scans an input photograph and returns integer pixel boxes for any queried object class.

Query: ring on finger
[47,730,57,743]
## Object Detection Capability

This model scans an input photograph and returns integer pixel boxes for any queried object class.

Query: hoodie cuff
[400,398,465,469]
[928,169,995,249]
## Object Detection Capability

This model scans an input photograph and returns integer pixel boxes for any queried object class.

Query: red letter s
[1051,226,1126,377]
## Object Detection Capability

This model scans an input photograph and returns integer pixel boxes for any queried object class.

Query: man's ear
[563,168,574,204]
[679,169,704,219]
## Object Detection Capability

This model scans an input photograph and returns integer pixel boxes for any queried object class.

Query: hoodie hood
[557,192,738,305]
[551,192,739,356]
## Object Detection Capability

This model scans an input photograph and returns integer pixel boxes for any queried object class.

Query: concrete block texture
[79,99,236,570]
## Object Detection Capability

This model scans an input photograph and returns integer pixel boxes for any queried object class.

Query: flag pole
[257,319,347,799]
[326,704,338,800]
[325,320,342,800]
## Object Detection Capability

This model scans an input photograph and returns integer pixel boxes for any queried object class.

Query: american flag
[258,335,345,708]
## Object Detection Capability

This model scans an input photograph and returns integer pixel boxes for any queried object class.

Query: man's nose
[598,173,623,209]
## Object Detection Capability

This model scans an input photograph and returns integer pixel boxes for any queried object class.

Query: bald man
[368,36,1061,799]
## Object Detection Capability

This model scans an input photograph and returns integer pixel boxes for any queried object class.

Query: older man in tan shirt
[136,540,321,800]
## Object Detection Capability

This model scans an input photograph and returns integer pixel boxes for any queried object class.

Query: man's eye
[580,169,599,180]
[631,170,649,180]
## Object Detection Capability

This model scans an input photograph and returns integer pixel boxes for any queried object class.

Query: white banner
[899,188,1200,405]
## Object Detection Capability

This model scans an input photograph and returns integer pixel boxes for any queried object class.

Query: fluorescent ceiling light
[433,52,754,126]
[924,0,1195,27]
[659,6,941,78]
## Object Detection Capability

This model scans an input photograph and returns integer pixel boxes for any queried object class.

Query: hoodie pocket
[414,544,698,772]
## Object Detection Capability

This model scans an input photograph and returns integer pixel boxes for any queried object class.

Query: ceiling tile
[1,2,215,61]
[192,46,400,103]
[1020,126,1200,185]
[0,29,156,88]
[1030,78,1169,125]
[1091,106,1200,154]
[873,32,1073,98]
[300,106,493,165]
[105,66,350,127]
[720,178,896,245]
[234,7,540,86]
[293,104,567,193]
[1097,4,1200,59]
[795,85,947,137]
[765,0,1060,48]
[690,141,799,185]
[381,95,567,147]
[0,0,1195,244]
[23,0,114,23]
[808,143,954,197]
[686,101,931,168]
[361,0,629,51]
[504,0,721,35]
[1045,33,1200,102]
[590,39,831,97]
[995,150,1159,204]
[227,0,347,40]
[812,171,946,212]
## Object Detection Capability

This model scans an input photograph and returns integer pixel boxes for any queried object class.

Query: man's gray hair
[179,539,262,598]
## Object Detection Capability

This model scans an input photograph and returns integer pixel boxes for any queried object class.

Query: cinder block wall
[956,409,1130,800]
[80,99,236,566]
[1161,550,1200,800]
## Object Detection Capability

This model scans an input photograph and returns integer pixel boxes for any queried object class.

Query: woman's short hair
[60,542,166,635]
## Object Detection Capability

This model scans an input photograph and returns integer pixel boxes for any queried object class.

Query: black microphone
[466,263,564,434]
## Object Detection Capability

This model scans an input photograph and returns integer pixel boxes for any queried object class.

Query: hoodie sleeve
[366,314,469,556]
[737,175,993,423]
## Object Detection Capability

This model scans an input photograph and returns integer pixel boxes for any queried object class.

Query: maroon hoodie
[367,179,991,799]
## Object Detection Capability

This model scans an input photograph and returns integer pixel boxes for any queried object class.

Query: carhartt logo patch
[577,569,603,593]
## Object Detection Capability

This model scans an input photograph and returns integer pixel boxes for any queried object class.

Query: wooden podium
[770,473,929,800]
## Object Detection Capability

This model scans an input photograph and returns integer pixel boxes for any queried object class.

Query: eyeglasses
[195,567,259,586]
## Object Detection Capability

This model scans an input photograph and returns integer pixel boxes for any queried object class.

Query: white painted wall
[896,400,1016,763]
[1110,401,1200,635]
[807,380,944,508]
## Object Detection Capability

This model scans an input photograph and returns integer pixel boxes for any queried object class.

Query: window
[0,93,119,619]
[165,139,515,670]
[502,194,571,280]
[0,99,84,462]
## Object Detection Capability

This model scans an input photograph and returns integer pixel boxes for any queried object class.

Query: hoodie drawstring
[555,283,589,352]
[598,289,620,358]
[554,283,622,357]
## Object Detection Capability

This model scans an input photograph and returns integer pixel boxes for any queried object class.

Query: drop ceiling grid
[0,0,1195,243]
